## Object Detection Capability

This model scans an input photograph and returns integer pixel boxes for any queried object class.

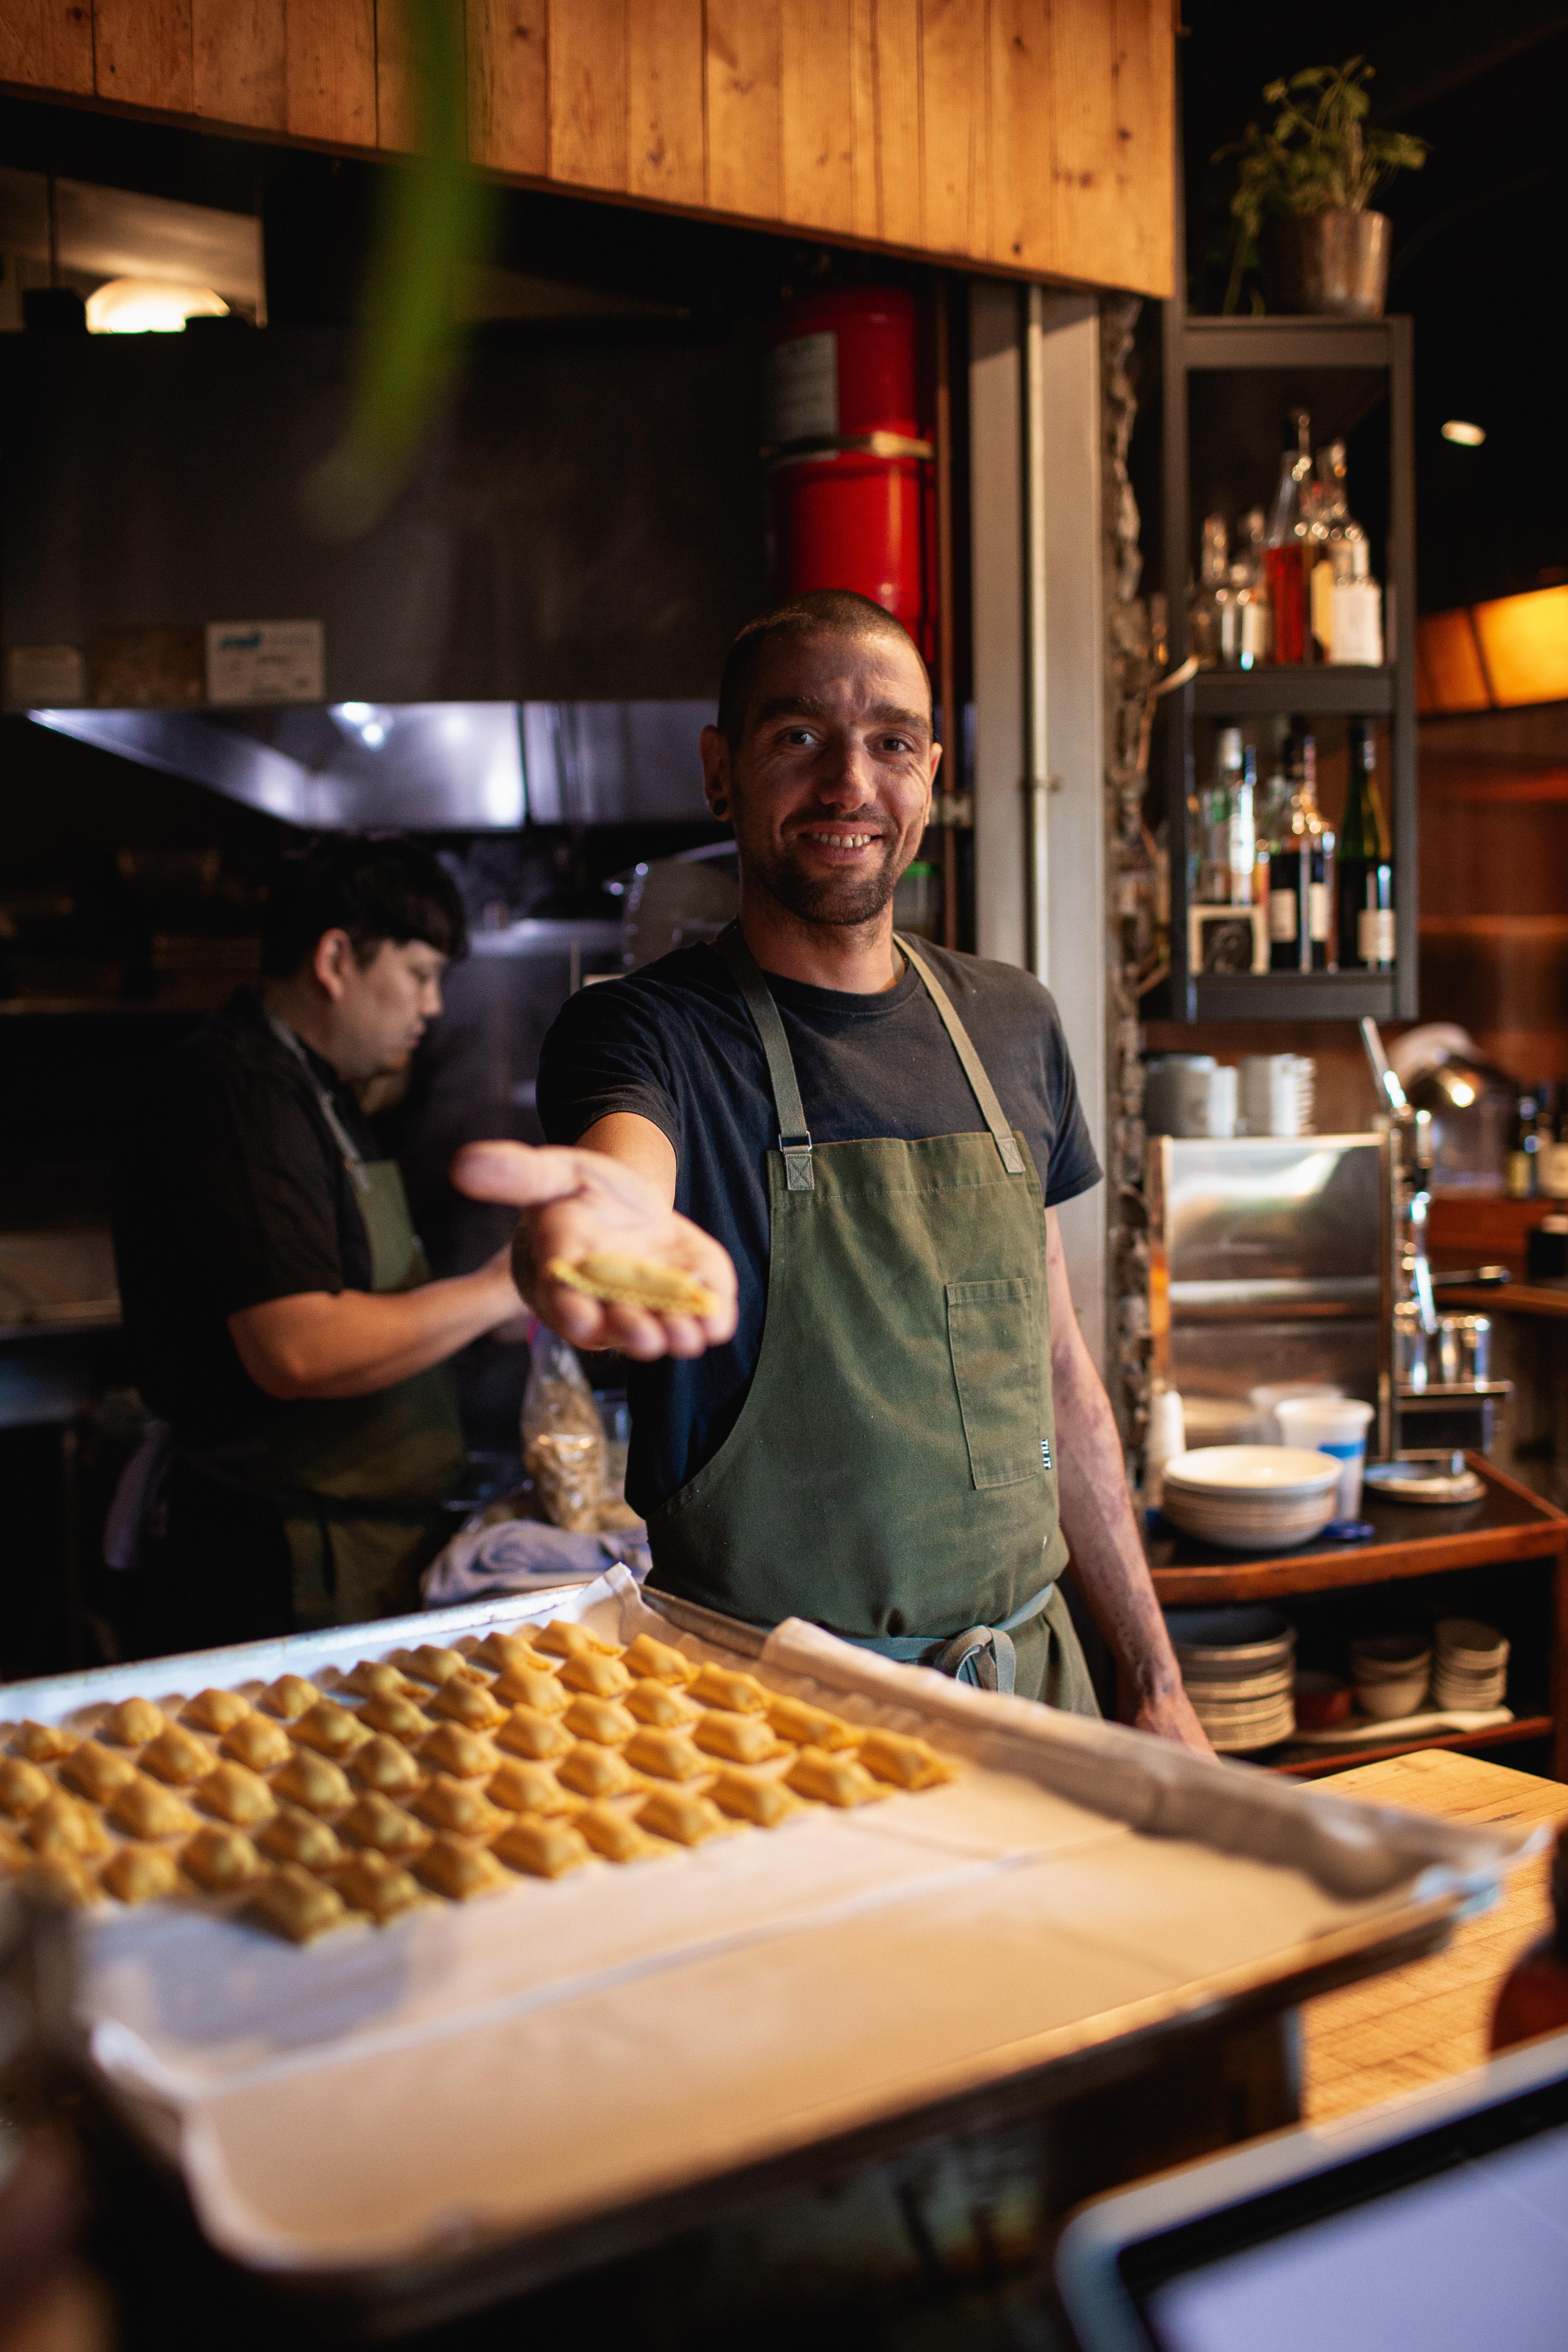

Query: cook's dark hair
[260,836,468,978]
[716,589,930,752]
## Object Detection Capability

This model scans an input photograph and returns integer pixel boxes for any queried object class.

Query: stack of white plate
[1166,1606,1296,1751]
[1160,1446,1342,1552]
[1432,1617,1509,1711]
[1349,1633,1431,1720]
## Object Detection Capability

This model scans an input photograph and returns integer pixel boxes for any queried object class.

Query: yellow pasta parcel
[140,1726,216,1786]
[784,1747,887,1809]
[219,1713,293,1772]
[271,1749,352,1816]
[336,1849,425,1925]
[349,1734,424,1797]
[621,1633,695,1686]
[194,1762,277,1828]
[181,1688,252,1735]
[182,1826,264,1892]
[636,1788,728,1848]
[708,1771,802,1829]
[487,1760,571,1816]
[261,1675,319,1722]
[11,1720,80,1763]
[104,1696,167,1748]
[624,1728,705,1782]
[253,1863,350,1944]
[491,1817,590,1880]
[414,1835,509,1902]
[688,1664,769,1715]
[858,1729,959,1791]
[101,1843,182,1906]
[258,1806,344,1873]
[107,1775,199,1841]
[555,1742,641,1800]
[340,1793,430,1859]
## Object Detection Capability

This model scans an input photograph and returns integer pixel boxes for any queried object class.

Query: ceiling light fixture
[85,278,229,334]
[1441,420,1486,447]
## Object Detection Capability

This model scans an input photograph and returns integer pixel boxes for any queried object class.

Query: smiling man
[112,837,522,1653]
[457,592,1205,1742]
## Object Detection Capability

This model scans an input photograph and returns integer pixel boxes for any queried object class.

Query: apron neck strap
[715,923,815,1192]
[894,938,1027,1177]
[715,922,1026,1185]
[263,1006,373,1195]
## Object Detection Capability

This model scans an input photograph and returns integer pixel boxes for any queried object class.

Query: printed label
[1309,880,1330,942]
[1268,889,1298,942]
[205,620,324,706]
[1359,909,1396,964]
[762,332,838,449]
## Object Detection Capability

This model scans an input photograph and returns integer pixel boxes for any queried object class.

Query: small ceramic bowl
[1293,1671,1352,1731]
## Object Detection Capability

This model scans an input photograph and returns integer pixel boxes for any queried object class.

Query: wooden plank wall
[0,0,1174,295]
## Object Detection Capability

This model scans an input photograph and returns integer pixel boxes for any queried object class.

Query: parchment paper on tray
[11,1566,1534,2279]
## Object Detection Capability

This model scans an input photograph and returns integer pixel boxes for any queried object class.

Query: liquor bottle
[1268,727,1334,971]
[1264,410,1314,665]
[1232,742,1258,905]
[1198,728,1243,901]
[1330,534,1386,666]
[1310,441,1349,659]
[1492,1825,1568,2052]
[1255,737,1291,936]
[1506,1094,1541,1199]
[1189,514,1227,666]
[1542,1089,1568,1199]
[1337,722,1395,970]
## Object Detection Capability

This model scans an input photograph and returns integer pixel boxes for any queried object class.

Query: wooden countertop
[1148,1453,1566,1605]
[1445,1282,1568,1319]
[1302,1749,1568,2123]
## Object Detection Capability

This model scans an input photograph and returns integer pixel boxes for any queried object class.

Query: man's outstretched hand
[452,1140,738,1362]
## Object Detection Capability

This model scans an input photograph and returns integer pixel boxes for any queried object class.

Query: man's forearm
[229,1268,514,1401]
[1053,1353,1185,1707]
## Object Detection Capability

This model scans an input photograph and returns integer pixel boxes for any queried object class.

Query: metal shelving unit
[1160,310,1418,1023]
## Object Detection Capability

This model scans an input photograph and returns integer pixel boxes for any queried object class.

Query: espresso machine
[1360,1020,1511,1458]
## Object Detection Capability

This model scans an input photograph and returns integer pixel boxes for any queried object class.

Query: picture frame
[1187,903,1268,976]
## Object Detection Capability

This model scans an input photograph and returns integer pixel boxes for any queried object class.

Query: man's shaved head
[716,590,931,752]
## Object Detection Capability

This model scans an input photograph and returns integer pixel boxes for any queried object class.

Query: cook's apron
[180,1020,468,1630]
[646,924,1098,1711]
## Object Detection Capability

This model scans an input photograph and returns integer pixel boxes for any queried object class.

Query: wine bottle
[1337,722,1395,970]
[1268,727,1332,971]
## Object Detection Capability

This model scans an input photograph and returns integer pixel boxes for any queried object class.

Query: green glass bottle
[1337,722,1395,971]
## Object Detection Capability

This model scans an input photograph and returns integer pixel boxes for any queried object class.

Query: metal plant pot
[1265,209,1392,319]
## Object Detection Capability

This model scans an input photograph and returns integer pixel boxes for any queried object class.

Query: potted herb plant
[1217,59,1427,318]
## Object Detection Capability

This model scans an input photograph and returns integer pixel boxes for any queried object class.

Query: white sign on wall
[205,620,325,705]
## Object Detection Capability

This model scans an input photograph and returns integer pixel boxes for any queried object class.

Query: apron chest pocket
[945,1278,1042,1490]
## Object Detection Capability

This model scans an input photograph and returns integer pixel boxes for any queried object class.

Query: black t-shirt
[536,941,1101,1519]
[113,989,380,1448]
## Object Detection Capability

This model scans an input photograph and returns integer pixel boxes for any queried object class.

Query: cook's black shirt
[113,988,381,1448]
[536,942,1101,1520]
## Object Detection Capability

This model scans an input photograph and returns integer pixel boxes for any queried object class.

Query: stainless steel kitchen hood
[28,699,715,830]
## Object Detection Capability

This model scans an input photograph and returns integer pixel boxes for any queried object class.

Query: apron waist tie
[842,1581,1057,1697]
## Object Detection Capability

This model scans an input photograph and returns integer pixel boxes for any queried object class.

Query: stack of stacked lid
[1432,1618,1509,1712]
[1158,1446,1342,1552]
[1165,1606,1297,1752]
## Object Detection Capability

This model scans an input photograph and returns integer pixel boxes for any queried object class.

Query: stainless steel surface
[30,699,715,831]
[1265,209,1392,319]
[1360,1015,1406,1114]
[1148,1134,1390,1449]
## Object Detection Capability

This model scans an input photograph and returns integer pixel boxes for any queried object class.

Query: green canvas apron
[646,923,1099,1711]
[187,1020,468,1632]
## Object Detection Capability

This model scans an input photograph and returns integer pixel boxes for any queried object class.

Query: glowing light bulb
[85,278,229,334]
[1441,421,1486,448]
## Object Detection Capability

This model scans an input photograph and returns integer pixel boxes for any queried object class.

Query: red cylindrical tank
[764,288,932,653]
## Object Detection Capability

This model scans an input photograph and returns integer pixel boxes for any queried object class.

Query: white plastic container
[1274,1395,1376,1519]
[1144,1389,1186,1509]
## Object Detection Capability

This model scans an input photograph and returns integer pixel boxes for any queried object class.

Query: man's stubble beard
[744,838,903,929]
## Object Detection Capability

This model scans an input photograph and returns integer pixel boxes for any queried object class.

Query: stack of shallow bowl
[1349,1633,1430,1720]
[1432,1618,1509,1711]
[1165,1605,1297,1752]
[1159,1446,1342,1552]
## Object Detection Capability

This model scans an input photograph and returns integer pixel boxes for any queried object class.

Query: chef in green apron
[112,837,524,1654]
[458,593,1206,1744]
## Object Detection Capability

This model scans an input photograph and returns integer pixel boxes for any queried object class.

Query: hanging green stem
[301,0,494,541]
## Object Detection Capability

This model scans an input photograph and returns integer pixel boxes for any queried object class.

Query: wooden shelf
[1182,317,1402,371]
[1161,306,1417,1021]
[1268,1715,1553,1780]
[1191,666,1394,718]
[1192,971,1399,1023]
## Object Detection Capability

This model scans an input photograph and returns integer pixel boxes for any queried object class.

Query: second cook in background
[459,591,1207,1746]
